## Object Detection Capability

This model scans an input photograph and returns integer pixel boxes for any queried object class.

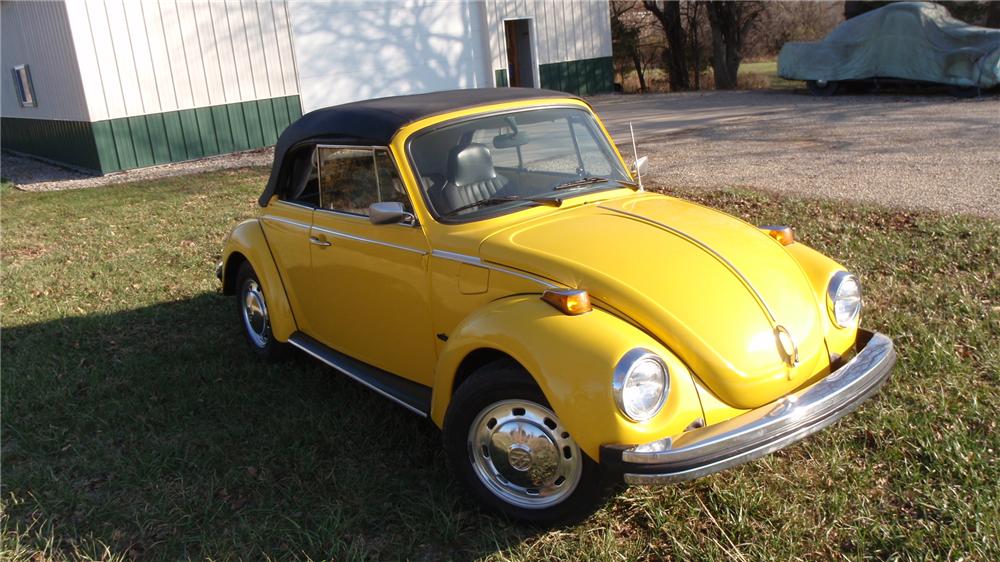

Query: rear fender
[431,295,704,460]
[221,219,297,341]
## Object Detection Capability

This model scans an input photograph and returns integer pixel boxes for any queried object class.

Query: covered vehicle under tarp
[778,2,1000,89]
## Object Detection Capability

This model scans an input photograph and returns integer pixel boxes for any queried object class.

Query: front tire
[443,362,605,525]
[235,262,285,360]
[807,79,841,97]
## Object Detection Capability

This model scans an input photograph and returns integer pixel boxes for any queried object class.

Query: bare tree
[611,1,649,91]
[705,0,764,89]
[644,1,690,91]
[683,1,705,90]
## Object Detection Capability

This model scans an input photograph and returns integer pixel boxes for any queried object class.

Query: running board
[287,332,432,417]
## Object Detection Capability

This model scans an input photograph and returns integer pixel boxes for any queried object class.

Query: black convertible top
[259,87,578,206]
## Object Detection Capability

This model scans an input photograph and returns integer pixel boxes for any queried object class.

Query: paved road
[591,90,1000,218]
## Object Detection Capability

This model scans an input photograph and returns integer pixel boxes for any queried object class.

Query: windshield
[409,107,632,221]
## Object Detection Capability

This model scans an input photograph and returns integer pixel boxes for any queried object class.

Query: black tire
[807,79,841,97]
[948,85,980,98]
[234,262,286,360]
[443,362,605,525]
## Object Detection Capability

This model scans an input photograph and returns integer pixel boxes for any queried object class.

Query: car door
[303,146,437,386]
[258,145,318,329]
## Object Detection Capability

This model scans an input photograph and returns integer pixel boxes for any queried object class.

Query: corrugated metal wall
[0,1,89,120]
[64,0,299,121]
[289,0,492,112]
[484,0,613,73]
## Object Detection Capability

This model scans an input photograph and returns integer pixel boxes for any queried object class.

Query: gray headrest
[447,143,497,187]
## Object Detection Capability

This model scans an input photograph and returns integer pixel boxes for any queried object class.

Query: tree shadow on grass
[1,293,538,560]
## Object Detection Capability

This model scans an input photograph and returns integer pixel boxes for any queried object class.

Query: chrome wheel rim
[468,399,582,509]
[240,279,269,348]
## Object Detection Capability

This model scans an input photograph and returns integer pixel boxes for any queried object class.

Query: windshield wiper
[552,176,609,190]
[441,195,561,217]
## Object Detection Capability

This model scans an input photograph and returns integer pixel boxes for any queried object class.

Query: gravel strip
[2,148,274,192]
[592,90,1000,218]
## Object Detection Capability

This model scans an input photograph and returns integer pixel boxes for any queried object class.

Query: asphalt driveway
[591,90,1000,218]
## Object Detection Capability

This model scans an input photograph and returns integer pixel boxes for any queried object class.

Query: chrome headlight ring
[613,348,669,422]
[827,271,862,328]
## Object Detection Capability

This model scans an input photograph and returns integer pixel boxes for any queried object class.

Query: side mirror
[631,155,648,178]
[368,201,416,225]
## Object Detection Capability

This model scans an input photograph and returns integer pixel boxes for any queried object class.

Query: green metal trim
[495,68,509,88]
[0,117,102,171]
[538,56,614,96]
[2,96,300,174]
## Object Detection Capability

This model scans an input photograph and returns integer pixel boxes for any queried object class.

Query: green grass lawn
[618,59,799,92]
[2,169,998,560]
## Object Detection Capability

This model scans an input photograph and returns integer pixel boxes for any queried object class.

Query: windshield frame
[404,104,631,225]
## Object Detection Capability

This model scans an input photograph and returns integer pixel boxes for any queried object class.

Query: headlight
[613,349,668,422]
[827,271,862,327]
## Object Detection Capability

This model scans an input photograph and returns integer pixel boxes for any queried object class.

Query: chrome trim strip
[315,143,391,151]
[287,336,428,417]
[311,225,427,255]
[274,200,315,211]
[262,215,310,230]
[431,250,558,288]
[598,205,779,326]
[618,331,895,484]
[431,249,481,266]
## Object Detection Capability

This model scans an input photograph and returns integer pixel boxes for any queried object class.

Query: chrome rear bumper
[600,330,895,485]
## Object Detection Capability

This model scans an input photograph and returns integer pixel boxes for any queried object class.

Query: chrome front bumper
[600,330,895,485]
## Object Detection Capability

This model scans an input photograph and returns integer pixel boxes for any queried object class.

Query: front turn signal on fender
[542,289,592,315]
[759,225,795,246]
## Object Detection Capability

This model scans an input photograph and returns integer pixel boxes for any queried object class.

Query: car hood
[478,194,830,409]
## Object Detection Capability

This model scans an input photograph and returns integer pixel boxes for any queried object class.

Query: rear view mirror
[493,132,531,149]
[368,202,416,225]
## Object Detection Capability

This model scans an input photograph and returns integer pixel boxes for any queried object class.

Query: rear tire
[948,85,980,98]
[235,262,286,361]
[443,362,605,525]
[807,79,841,97]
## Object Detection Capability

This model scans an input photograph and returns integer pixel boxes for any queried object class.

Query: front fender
[783,242,858,358]
[431,295,705,461]
[221,219,297,342]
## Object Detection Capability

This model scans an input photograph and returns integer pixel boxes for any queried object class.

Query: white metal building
[1,0,613,173]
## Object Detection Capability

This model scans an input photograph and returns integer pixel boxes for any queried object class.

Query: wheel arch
[451,348,523,398]
[221,219,297,341]
[221,251,248,295]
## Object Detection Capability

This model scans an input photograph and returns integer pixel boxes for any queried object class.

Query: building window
[11,64,36,108]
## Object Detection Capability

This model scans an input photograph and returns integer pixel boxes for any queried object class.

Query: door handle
[309,236,331,247]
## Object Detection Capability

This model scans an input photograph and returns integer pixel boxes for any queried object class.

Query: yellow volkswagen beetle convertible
[218,89,895,524]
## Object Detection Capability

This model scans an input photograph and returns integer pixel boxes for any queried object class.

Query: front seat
[440,143,509,213]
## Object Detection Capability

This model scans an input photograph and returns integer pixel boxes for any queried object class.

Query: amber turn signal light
[759,225,795,246]
[542,289,592,315]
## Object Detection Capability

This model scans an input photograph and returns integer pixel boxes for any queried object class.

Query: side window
[283,147,319,206]
[317,147,413,216]
[318,148,378,215]
[11,64,36,108]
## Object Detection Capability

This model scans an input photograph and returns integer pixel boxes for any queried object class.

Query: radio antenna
[629,121,643,191]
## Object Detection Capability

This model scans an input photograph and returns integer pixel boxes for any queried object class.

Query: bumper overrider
[601,330,895,484]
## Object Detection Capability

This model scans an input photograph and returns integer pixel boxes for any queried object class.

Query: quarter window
[317,147,411,216]
[11,64,36,108]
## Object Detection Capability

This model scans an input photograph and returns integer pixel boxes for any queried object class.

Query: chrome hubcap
[241,279,269,348]
[469,400,582,509]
